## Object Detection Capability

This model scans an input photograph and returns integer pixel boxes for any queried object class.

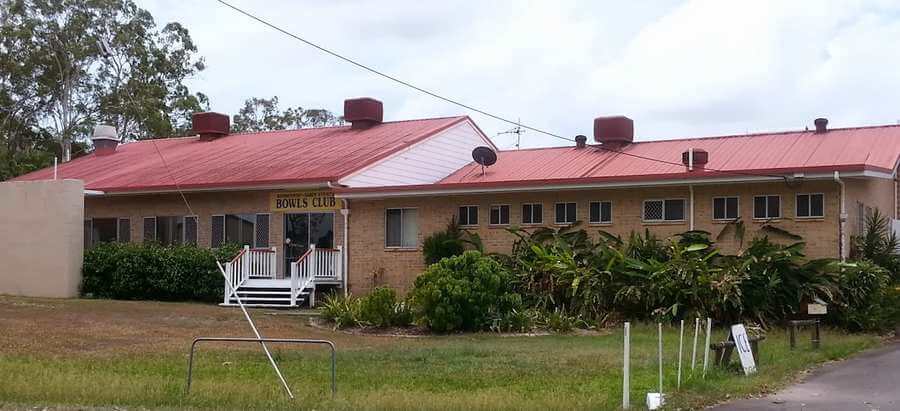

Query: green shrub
[357,287,413,327]
[422,220,467,265]
[410,251,521,332]
[320,293,362,329]
[830,260,899,332]
[491,308,540,333]
[82,242,239,302]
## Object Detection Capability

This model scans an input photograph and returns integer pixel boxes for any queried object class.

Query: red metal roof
[12,116,468,192]
[335,124,900,195]
[437,124,900,187]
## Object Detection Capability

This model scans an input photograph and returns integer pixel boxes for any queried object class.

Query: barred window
[255,214,270,248]
[184,216,198,245]
[211,215,225,248]
[643,199,685,222]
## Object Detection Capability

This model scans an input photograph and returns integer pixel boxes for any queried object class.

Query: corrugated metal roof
[12,116,468,192]
[436,125,900,188]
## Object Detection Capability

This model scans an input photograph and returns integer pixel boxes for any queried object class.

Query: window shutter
[118,218,131,243]
[255,214,270,248]
[143,217,156,242]
[211,215,225,248]
[184,216,198,245]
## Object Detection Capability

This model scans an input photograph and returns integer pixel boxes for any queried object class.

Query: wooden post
[623,322,630,409]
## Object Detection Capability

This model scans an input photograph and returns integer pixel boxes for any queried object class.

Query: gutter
[834,171,847,261]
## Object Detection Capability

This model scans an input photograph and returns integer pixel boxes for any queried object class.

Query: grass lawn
[0,296,884,410]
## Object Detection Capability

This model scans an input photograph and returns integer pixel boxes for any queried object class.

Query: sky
[140,0,900,150]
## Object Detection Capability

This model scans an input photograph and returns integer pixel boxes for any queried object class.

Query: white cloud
[139,0,900,148]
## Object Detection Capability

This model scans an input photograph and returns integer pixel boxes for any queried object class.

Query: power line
[214,0,792,181]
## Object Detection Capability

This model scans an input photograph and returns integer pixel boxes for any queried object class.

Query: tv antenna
[471,146,497,176]
[497,118,525,149]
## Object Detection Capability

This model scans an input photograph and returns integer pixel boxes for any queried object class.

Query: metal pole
[691,318,699,372]
[677,319,684,389]
[623,322,630,409]
[702,318,712,377]
[658,322,663,395]
[216,262,294,399]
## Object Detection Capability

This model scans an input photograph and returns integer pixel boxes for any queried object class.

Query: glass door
[283,213,334,276]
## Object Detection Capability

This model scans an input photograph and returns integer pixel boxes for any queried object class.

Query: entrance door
[283,213,335,276]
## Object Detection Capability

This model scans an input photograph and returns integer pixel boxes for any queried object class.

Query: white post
[703,318,712,377]
[658,323,663,395]
[677,319,684,389]
[241,245,250,282]
[691,318,700,372]
[53,157,58,180]
[271,246,277,279]
[309,244,317,277]
[336,245,343,280]
[224,263,231,304]
[308,244,317,308]
[290,262,298,307]
[623,322,630,409]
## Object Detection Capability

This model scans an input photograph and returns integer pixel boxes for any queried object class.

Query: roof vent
[681,148,709,171]
[594,116,633,147]
[344,97,383,129]
[192,112,230,141]
[91,125,120,156]
[575,135,587,149]
[814,117,828,133]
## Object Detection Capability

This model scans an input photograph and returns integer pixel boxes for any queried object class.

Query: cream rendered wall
[0,179,84,298]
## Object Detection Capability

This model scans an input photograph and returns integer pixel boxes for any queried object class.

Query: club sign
[271,191,339,212]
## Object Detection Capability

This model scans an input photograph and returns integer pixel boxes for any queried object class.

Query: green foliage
[231,96,343,133]
[422,219,467,265]
[409,251,521,332]
[851,209,900,277]
[829,260,899,332]
[320,288,413,329]
[82,242,238,302]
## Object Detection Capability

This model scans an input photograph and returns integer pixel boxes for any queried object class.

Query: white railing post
[271,246,277,279]
[309,244,317,278]
[290,260,298,306]
[241,245,250,282]
[224,263,231,304]
[335,245,343,280]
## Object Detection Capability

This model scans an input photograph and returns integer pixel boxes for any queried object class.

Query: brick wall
[346,180,859,295]
[85,190,344,278]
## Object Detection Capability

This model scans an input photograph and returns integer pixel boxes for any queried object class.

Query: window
[753,195,781,219]
[643,199,686,222]
[589,201,612,224]
[386,208,418,248]
[458,205,478,226]
[117,218,131,243]
[155,216,185,246]
[712,197,740,220]
[796,193,824,218]
[490,205,510,225]
[522,203,543,224]
[86,218,124,247]
[211,214,269,248]
[555,202,577,224]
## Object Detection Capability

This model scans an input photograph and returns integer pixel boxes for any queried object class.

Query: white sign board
[807,303,827,315]
[731,324,757,375]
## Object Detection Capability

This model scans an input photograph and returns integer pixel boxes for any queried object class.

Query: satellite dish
[472,146,497,167]
[471,146,497,176]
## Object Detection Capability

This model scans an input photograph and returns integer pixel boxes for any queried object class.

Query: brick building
[12,98,900,305]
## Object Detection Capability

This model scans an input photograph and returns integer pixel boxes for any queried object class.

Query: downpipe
[834,171,847,261]
[689,185,695,231]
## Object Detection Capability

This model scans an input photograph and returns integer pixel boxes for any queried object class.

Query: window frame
[385,207,419,249]
[457,205,479,227]
[711,196,740,221]
[642,198,687,222]
[795,193,825,219]
[588,201,613,225]
[554,202,577,225]
[753,195,782,220]
[489,204,510,226]
[521,203,544,225]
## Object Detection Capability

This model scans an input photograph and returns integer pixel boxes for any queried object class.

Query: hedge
[82,242,241,302]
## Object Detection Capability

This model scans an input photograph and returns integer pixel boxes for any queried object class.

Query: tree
[0,0,206,165]
[231,96,343,133]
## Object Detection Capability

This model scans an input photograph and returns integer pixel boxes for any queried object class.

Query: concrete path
[712,341,900,410]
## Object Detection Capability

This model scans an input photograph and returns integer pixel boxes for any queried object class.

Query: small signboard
[730,324,757,375]
[270,191,339,212]
[807,303,827,315]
